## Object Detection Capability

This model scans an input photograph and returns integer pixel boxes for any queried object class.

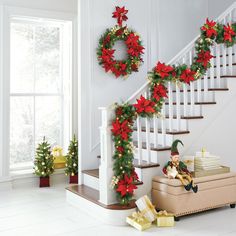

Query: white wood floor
[0,184,236,236]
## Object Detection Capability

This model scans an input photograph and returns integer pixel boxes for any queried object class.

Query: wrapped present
[52,146,66,169]
[135,195,157,222]
[182,156,194,172]
[126,212,152,231]
[156,210,175,227]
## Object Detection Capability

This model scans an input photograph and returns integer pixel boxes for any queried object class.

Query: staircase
[66,2,236,225]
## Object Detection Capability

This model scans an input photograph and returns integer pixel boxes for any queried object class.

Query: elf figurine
[163,139,198,193]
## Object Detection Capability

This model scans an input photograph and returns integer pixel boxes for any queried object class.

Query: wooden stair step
[213,53,235,58]
[66,185,136,210]
[82,169,99,178]
[214,62,236,68]
[133,127,190,135]
[172,88,228,93]
[133,159,160,169]
[133,141,171,152]
[165,115,204,119]
[165,102,216,105]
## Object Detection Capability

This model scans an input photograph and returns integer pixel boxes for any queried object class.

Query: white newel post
[98,107,117,205]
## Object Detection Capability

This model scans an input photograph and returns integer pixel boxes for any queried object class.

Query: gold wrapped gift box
[54,156,66,169]
[156,211,175,227]
[126,212,152,231]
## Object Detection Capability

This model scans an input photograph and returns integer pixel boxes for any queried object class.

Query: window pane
[35,96,61,147]
[10,97,34,166]
[10,23,34,93]
[35,26,61,93]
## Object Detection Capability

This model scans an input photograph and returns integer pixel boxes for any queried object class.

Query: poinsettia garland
[97,6,144,78]
[111,18,236,205]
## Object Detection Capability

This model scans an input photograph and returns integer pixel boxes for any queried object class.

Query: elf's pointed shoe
[184,183,192,191]
[192,185,198,193]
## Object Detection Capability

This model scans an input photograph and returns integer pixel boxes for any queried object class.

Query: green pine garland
[111,19,236,205]
[65,135,78,176]
[34,137,54,177]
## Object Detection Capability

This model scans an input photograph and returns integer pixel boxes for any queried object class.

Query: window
[9,16,72,170]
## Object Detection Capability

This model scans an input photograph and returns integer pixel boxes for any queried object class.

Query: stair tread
[133,141,171,151]
[165,115,204,119]
[66,185,136,210]
[165,102,216,105]
[172,88,228,92]
[82,169,99,178]
[133,159,160,169]
[133,127,190,135]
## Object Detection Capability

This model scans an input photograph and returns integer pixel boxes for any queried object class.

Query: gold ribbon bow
[132,212,145,223]
[157,210,168,216]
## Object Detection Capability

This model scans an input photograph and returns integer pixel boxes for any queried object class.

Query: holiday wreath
[110,18,236,205]
[97,6,145,78]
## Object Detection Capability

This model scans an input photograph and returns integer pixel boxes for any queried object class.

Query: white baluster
[215,45,221,88]
[145,118,151,164]
[168,82,173,132]
[222,19,227,75]
[153,115,158,148]
[182,56,188,116]
[189,50,195,116]
[203,71,209,102]
[161,104,166,146]
[136,116,142,165]
[197,77,201,103]
[175,82,181,130]
[210,45,215,88]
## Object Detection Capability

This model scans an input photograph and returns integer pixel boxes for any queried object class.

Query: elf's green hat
[171,139,184,156]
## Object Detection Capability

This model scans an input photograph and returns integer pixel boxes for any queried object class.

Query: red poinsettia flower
[154,62,174,78]
[101,48,115,62]
[112,6,128,27]
[201,18,217,38]
[196,50,214,68]
[180,68,196,84]
[224,24,236,42]
[112,62,127,78]
[111,119,132,140]
[133,95,156,114]
[127,44,144,57]
[103,35,111,46]
[115,107,123,116]
[116,174,137,197]
[131,169,139,182]
[153,84,168,101]
[103,60,115,73]
[125,33,139,46]
[117,146,124,154]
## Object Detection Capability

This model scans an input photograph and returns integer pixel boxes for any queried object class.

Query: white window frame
[0,6,77,176]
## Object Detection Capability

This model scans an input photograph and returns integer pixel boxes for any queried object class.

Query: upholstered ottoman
[152,172,236,217]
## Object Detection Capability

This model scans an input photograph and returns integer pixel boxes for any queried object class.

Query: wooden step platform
[133,127,190,135]
[172,88,229,93]
[165,102,216,105]
[66,184,136,210]
[82,169,99,178]
[133,141,171,152]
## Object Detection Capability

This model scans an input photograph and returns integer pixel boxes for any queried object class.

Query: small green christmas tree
[34,137,54,177]
[65,135,78,176]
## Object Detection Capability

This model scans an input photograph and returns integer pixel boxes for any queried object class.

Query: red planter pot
[69,174,78,184]
[40,176,50,187]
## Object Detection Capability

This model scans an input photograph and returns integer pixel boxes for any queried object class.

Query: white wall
[157,0,208,62]
[208,0,235,19]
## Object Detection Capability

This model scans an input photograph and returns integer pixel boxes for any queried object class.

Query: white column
[99,107,117,205]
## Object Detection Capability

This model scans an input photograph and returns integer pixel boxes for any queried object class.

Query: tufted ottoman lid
[152,172,236,195]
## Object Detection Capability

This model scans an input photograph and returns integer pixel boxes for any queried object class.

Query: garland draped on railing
[110,18,236,205]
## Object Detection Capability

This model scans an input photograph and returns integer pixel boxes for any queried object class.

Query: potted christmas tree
[34,137,54,187]
[65,135,78,184]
